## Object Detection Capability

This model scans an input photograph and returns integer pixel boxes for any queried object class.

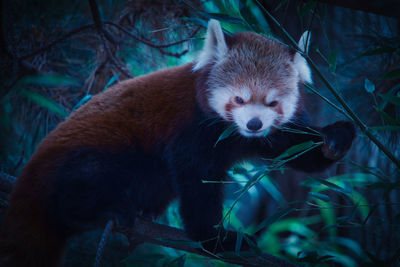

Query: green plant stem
[255,0,400,169]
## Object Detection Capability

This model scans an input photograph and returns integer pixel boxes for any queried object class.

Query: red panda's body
[0,20,355,267]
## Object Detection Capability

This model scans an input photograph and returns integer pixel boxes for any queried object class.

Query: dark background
[0,0,399,266]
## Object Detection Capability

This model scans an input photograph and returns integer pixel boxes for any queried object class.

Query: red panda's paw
[201,230,256,254]
[321,121,356,161]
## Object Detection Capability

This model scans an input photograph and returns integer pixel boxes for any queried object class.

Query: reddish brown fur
[0,63,198,267]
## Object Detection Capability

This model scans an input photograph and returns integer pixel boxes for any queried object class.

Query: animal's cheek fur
[208,87,233,120]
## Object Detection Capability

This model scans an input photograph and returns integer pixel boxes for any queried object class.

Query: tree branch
[302,0,400,19]
[0,173,296,266]
[18,24,95,61]
[88,0,132,78]
[124,218,297,267]
[104,21,201,49]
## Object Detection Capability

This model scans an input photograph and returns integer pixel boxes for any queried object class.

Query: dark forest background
[0,0,399,266]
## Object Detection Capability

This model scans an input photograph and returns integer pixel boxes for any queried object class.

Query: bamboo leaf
[20,89,68,118]
[103,74,120,91]
[72,94,92,110]
[274,140,315,161]
[214,125,237,147]
[375,108,400,126]
[298,1,317,18]
[310,192,330,202]
[328,50,337,73]
[382,68,400,80]
[201,12,244,24]
[254,207,294,233]
[379,93,400,105]
[364,79,375,93]
[359,47,396,57]
[19,74,79,87]
[370,126,400,131]
[235,230,243,254]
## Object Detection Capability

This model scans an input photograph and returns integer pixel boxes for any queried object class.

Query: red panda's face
[207,62,299,137]
[194,20,312,138]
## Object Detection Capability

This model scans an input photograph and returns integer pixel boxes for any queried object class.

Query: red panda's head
[194,20,312,138]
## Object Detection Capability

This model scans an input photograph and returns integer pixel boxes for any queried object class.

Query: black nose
[246,117,263,131]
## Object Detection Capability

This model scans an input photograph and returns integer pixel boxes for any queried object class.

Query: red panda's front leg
[275,120,356,172]
[174,169,252,253]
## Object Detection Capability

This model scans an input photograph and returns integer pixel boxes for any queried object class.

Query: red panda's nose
[247,117,263,131]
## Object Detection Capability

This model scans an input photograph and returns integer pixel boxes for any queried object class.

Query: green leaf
[214,125,237,147]
[20,89,68,118]
[157,238,203,249]
[259,175,287,205]
[370,126,400,131]
[169,255,186,267]
[305,177,350,194]
[103,74,120,91]
[253,207,294,233]
[328,50,338,73]
[375,108,400,126]
[382,68,400,80]
[299,1,317,18]
[273,0,289,12]
[274,140,315,161]
[201,12,244,24]
[72,94,92,110]
[379,93,400,105]
[263,127,270,137]
[364,79,375,93]
[359,47,396,57]
[19,74,79,87]
[310,192,330,202]
[235,230,243,254]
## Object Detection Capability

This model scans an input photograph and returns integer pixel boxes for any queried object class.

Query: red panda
[0,20,355,266]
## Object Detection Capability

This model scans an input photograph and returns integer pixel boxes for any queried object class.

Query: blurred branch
[0,0,11,58]
[105,21,200,58]
[302,0,400,18]
[123,218,297,267]
[88,0,132,78]
[18,24,95,61]
[0,172,16,210]
[105,22,201,49]
[255,0,400,169]
[0,173,295,267]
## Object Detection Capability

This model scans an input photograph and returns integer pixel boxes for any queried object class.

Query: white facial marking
[208,87,232,120]
[241,87,251,102]
[193,20,228,71]
[232,104,277,137]
[265,89,279,104]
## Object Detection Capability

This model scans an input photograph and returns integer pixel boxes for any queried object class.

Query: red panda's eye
[268,101,278,107]
[235,96,245,105]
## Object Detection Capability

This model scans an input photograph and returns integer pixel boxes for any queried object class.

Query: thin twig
[87,0,132,78]
[158,48,189,58]
[19,24,95,60]
[93,220,114,267]
[104,21,201,49]
[100,31,133,78]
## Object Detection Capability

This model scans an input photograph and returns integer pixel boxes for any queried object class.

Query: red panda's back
[36,63,197,154]
[0,63,198,267]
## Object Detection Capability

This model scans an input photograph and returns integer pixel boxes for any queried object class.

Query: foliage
[0,0,399,266]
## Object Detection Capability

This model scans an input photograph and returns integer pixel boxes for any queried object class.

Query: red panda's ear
[293,31,312,84]
[193,19,228,71]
